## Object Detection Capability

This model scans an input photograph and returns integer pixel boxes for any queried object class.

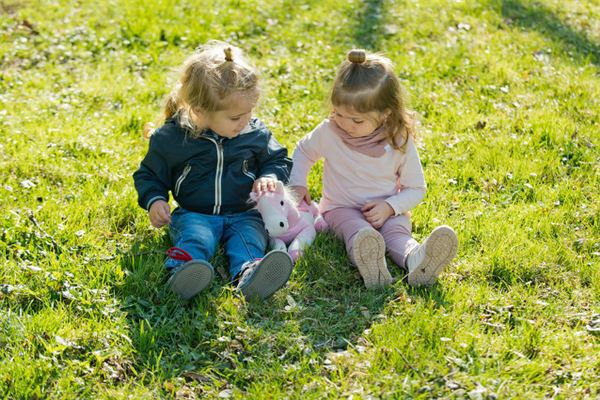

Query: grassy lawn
[1,0,598,398]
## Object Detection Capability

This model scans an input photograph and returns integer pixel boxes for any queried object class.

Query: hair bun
[347,49,366,64]
[224,47,233,62]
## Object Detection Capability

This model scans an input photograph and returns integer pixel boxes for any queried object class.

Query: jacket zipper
[214,138,224,214]
[200,136,225,215]
[174,164,191,197]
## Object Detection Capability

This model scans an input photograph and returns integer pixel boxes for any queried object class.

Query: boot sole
[352,229,393,289]
[168,260,214,300]
[407,226,458,287]
[240,251,293,300]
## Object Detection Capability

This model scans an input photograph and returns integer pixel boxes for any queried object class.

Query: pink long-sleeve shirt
[289,119,426,215]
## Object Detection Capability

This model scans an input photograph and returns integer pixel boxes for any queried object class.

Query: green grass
[1,0,599,398]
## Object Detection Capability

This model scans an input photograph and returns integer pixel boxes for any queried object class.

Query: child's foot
[406,225,458,287]
[167,260,214,300]
[236,250,293,299]
[351,228,393,289]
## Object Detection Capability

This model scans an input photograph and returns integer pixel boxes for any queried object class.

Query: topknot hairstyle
[224,47,233,62]
[347,49,366,64]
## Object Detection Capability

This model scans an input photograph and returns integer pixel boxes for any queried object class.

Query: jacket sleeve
[288,122,325,188]
[256,130,292,183]
[384,137,427,215]
[132,133,172,211]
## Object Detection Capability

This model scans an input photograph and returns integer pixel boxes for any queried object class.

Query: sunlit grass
[0,0,598,398]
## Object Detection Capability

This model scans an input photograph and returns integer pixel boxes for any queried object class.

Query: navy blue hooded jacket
[133,115,292,215]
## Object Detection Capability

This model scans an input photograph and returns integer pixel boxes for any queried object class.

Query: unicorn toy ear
[274,180,285,193]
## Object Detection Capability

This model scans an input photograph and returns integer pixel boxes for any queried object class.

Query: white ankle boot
[406,225,458,287]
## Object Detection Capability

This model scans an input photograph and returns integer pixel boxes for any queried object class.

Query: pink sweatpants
[323,207,419,269]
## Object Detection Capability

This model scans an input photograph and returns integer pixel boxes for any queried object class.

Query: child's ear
[191,108,209,130]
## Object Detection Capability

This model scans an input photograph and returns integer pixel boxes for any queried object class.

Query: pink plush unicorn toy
[250,181,326,262]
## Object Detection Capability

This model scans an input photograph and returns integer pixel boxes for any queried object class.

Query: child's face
[195,92,257,138]
[331,105,389,137]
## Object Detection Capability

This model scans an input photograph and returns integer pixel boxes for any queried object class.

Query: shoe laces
[237,258,261,277]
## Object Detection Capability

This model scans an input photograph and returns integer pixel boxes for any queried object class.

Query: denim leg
[222,210,268,280]
[165,208,223,270]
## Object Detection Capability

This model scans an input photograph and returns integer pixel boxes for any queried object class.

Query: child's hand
[253,176,278,196]
[148,200,171,228]
[290,185,312,205]
[362,201,394,229]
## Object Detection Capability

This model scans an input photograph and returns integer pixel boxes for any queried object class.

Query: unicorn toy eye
[280,201,284,206]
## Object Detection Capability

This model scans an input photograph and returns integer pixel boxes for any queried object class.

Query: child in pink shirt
[289,49,458,288]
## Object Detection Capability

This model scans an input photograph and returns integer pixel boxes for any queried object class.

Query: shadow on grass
[353,0,386,50]
[501,0,600,67]
[115,231,402,392]
[244,232,396,349]
[405,281,452,309]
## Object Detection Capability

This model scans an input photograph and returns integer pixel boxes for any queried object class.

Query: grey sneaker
[406,225,458,287]
[351,228,393,289]
[167,260,214,300]
[236,250,293,300]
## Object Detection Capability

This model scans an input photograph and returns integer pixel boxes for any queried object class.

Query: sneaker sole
[241,251,293,300]
[168,260,214,300]
[407,226,458,287]
[352,229,393,289]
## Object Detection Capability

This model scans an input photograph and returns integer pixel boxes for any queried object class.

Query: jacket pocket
[174,164,192,197]
[242,159,256,181]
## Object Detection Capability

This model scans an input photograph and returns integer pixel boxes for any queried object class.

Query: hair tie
[347,49,366,64]
[224,47,233,62]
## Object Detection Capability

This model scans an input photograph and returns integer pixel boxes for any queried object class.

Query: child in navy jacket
[134,41,293,300]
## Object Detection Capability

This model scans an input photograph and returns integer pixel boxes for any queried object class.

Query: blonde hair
[331,49,415,151]
[145,41,259,138]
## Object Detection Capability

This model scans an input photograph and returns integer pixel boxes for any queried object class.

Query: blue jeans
[165,208,268,280]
